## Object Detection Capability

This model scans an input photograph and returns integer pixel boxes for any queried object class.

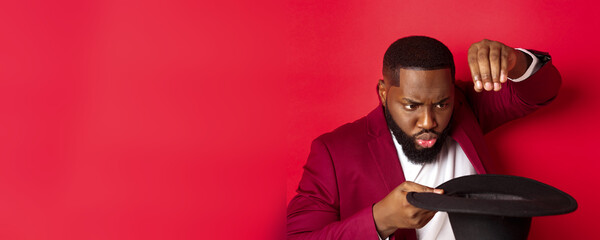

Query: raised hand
[468,39,529,92]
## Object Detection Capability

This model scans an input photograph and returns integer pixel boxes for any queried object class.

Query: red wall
[0,0,597,239]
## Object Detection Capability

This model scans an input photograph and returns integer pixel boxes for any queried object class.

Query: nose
[417,108,437,130]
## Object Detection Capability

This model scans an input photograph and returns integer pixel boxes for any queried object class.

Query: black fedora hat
[406,174,577,240]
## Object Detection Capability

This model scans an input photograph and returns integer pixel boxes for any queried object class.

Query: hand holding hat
[373,181,444,238]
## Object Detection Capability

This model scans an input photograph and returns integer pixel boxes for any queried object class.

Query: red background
[0,0,597,239]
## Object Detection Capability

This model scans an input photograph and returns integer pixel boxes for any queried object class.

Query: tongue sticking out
[416,139,437,148]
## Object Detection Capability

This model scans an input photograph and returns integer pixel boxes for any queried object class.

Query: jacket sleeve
[287,137,381,240]
[461,57,562,134]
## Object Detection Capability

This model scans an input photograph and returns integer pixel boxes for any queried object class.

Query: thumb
[405,182,441,193]
[421,187,444,194]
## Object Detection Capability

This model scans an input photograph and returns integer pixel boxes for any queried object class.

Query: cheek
[389,105,418,133]
[435,110,453,130]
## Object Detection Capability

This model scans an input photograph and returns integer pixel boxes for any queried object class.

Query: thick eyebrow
[401,97,450,105]
[434,97,450,105]
[402,98,422,105]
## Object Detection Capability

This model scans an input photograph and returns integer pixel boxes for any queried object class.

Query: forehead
[392,68,453,100]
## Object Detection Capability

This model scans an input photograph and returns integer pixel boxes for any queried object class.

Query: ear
[378,79,387,107]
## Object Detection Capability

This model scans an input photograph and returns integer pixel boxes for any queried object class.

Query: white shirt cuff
[508,48,542,82]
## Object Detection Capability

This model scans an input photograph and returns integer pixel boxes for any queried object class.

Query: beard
[384,106,451,165]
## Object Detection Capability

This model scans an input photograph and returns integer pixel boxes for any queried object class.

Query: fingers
[401,207,437,229]
[489,46,501,90]
[415,211,437,229]
[375,181,442,231]
[476,46,494,91]
[400,191,438,229]
[468,46,483,92]
[468,39,514,92]
[500,46,509,83]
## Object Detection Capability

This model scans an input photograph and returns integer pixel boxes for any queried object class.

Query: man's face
[379,68,455,163]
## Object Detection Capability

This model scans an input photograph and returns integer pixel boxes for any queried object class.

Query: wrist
[373,202,397,238]
[508,50,533,79]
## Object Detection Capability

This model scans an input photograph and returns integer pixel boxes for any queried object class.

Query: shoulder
[316,113,370,146]
[313,106,384,151]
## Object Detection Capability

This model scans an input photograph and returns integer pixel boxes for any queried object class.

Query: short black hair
[383,36,455,85]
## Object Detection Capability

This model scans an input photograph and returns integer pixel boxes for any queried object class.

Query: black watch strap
[526,49,552,65]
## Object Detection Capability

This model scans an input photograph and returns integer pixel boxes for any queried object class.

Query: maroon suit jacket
[287,61,561,240]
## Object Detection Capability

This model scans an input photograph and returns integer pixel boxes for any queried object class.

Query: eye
[404,104,417,110]
[435,103,448,109]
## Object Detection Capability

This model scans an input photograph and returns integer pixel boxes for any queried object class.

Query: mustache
[413,129,441,138]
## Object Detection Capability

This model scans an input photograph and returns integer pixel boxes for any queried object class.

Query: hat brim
[406,174,577,217]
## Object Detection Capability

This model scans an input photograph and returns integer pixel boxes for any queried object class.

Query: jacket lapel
[366,106,406,193]
[366,105,417,240]
[450,126,487,174]
[451,89,488,174]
